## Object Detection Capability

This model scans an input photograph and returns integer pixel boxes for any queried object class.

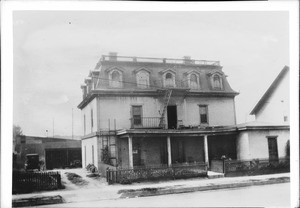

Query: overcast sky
[13,11,289,137]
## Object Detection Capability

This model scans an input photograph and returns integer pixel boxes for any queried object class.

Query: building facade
[78,53,241,174]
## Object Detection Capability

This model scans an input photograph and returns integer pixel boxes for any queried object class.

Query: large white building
[78,53,289,177]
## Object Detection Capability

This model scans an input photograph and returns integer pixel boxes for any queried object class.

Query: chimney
[81,85,87,99]
[109,52,118,61]
[183,56,194,64]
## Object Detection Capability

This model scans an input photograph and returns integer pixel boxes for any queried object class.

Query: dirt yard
[55,168,107,190]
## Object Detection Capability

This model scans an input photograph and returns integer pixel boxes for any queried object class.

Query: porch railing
[107,162,208,184]
[130,117,163,129]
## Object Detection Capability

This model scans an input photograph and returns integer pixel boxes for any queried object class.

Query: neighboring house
[236,66,290,161]
[78,52,241,174]
[13,135,82,170]
[251,66,290,124]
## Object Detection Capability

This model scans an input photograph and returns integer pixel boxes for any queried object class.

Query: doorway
[167,106,177,129]
[268,137,279,162]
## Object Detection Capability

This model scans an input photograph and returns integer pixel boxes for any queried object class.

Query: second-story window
[212,74,222,90]
[132,106,142,126]
[199,105,208,124]
[190,74,199,90]
[165,72,175,87]
[137,71,149,89]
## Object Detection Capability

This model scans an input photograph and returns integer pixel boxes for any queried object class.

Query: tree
[285,140,290,159]
[13,125,23,139]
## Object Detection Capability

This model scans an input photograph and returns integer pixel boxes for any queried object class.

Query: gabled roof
[250,66,289,115]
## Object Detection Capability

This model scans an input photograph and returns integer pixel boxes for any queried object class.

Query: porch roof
[116,126,238,138]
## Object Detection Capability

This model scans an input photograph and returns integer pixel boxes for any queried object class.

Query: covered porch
[116,128,238,169]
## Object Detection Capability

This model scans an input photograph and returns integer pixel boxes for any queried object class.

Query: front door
[133,139,141,167]
[268,137,279,162]
[167,106,177,129]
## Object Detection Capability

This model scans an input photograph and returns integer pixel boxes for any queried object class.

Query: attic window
[189,73,199,90]
[109,69,123,88]
[165,72,175,87]
[136,70,150,89]
[212,74,222,90]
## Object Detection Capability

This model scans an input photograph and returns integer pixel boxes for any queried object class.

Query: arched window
[212,74,222,90]
[111,71,121,87]
[165,72,174,87]
[137,71,149,89]
[190,74,198,89]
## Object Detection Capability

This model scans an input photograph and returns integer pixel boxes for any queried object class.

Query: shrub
[285,140,290,159]
[102,146,111,165]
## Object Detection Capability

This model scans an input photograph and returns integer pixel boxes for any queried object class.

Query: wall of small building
[236,131,250,160]
[256,70,289,124]
[236,129,290,160]
[81,98,98,135]
[81,136,98,168]
[248,129,290,159]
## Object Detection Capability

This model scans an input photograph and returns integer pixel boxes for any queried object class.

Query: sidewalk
[12,172,290,207]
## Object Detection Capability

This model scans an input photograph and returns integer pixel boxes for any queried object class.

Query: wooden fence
[107,162,208,184]
[224,158,290,176]
[13,171,62,194]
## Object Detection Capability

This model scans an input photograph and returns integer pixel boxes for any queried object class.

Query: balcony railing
[130,117,162,129]
[101,55,220,66]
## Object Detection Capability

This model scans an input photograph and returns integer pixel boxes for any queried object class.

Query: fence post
[57,172,62,189]
[222,159,226,174]
[106,167,110,184]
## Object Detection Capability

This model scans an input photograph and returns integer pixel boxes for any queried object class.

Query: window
[212,74,222,90]
[189,74,199,89]
[199,105,208,124]
[132,106,142,126]
[109,70,122,88]
[165,72,175,87]
[137,71,149,88]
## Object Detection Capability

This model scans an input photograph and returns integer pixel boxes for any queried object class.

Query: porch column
[204,135,209,167]
[167,136,172,166]
[128,136,133,168]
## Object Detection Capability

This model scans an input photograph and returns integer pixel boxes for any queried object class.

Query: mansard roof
[78,54,239,109]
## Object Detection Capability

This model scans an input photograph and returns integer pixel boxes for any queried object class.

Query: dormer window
[189,73,200,90]
[184,70,200,90]
[108,69,123,88]
[165,72,175,87]
[136,70,150,89]
[212,74,222,90]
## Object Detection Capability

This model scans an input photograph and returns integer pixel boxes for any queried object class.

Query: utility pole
[53,118,54,137]
[72,108,74,139]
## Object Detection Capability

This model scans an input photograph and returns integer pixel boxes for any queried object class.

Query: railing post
[106,167,110,184]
